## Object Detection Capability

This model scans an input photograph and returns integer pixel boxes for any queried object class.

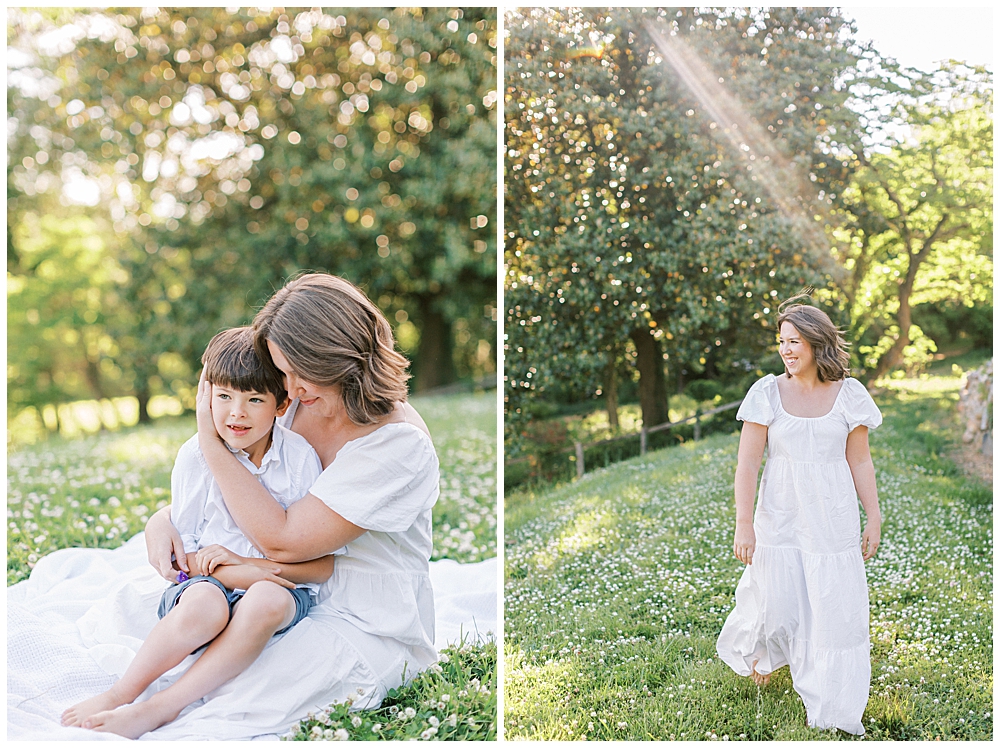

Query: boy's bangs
[202,327,287,403]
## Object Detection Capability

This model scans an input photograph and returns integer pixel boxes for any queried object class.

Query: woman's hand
[195,372,220,449]
[195,544,244,576]
[861,516,881,561]
[734,520,756,565]
[145,507,189,582]
[210,562,296,591]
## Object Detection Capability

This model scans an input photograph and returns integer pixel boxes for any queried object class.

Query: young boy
[61,327,334,735]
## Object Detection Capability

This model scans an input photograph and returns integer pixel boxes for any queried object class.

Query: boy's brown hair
[201,327,287,404]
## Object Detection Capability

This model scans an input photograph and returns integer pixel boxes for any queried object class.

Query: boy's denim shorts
[158,574,312,647]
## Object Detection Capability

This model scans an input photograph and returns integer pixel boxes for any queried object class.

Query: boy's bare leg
[83,581,296,739]
[62,582,230,727]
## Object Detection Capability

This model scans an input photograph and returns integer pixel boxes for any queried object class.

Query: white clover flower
[389,705,399,715]
[440,694,450,703]
[404,707,417,719]
[446,714,457,727]
[438,653,450,663]
[428,716,440,727]
[323,729,334,740]
[333,728,349,740]
[351,715,362,728]
[311,725,323,737]
[421,730,432,740]
[372,724,382,733]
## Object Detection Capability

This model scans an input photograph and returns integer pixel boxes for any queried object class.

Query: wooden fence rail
[505,398,744,481]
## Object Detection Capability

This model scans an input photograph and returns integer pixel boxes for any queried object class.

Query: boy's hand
[211,563,296,591]
[195,544,244,576]
[145,507,190,582]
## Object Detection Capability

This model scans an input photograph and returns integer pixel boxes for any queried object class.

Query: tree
[7,7,497,424]
[838,64,993,379]
[7,212,127,424]
[504,7,871,445]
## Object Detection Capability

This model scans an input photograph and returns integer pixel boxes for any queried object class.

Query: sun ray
[644,21,838,273]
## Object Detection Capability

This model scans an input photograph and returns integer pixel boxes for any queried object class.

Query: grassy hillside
[7,391,497,584]
[504,375,991,740]
[7,390,498,741]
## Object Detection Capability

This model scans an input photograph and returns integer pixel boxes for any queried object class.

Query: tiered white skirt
[717,543,870,735]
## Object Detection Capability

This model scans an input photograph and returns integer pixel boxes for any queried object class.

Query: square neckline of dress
[769,373,848,420]
[283,397,430,454]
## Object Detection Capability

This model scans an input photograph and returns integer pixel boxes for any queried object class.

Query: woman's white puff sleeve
[736,377,775,427]
[843,378,883,432]
[308,425,438,532]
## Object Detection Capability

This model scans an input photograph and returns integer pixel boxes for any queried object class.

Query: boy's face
[210,384,289,462]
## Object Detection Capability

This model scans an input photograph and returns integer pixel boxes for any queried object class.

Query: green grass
[7,390,498,740]
[504,374,991,741]
[284,637,496,741]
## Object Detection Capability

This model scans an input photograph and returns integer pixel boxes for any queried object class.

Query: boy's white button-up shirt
[170,423,325,593]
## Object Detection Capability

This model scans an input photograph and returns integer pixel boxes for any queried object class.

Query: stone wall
[958,359,993,455]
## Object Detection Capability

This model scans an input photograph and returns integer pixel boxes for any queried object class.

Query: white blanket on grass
[6,533,496,741]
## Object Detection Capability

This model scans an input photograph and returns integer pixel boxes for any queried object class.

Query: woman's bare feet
[61,685,128,727]
[751,660,771,686]
[82,697,179,739]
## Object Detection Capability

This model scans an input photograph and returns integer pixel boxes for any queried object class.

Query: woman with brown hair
[716,294,882,735]
[131,272,441,738]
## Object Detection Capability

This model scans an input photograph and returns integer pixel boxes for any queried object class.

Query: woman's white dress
[6,407,488,741]
[716,374,882,735]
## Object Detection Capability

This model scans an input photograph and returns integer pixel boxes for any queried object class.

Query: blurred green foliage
[8,7,497,429]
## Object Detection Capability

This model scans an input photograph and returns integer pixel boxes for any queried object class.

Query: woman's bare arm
[733,422,767,565]
[185,549,337,585]
[846,425,881,560]
[195,378,367,562]
[242,553,337,584]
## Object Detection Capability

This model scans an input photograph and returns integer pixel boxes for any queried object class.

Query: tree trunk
[136,383,152,424]
[413,296,456,392]
[871,215,952,381]
[630,328,669,427]
[871,288,912,381]
[84,358,110,430]
[604,349,619,430]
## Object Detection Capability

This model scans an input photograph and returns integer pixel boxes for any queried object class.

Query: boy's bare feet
[83,697,179,739]
[751,659,770,686]
[61,685,128,727]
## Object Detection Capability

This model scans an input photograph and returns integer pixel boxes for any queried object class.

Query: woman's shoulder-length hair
[775,295,851,383]
[252,273,410,425]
